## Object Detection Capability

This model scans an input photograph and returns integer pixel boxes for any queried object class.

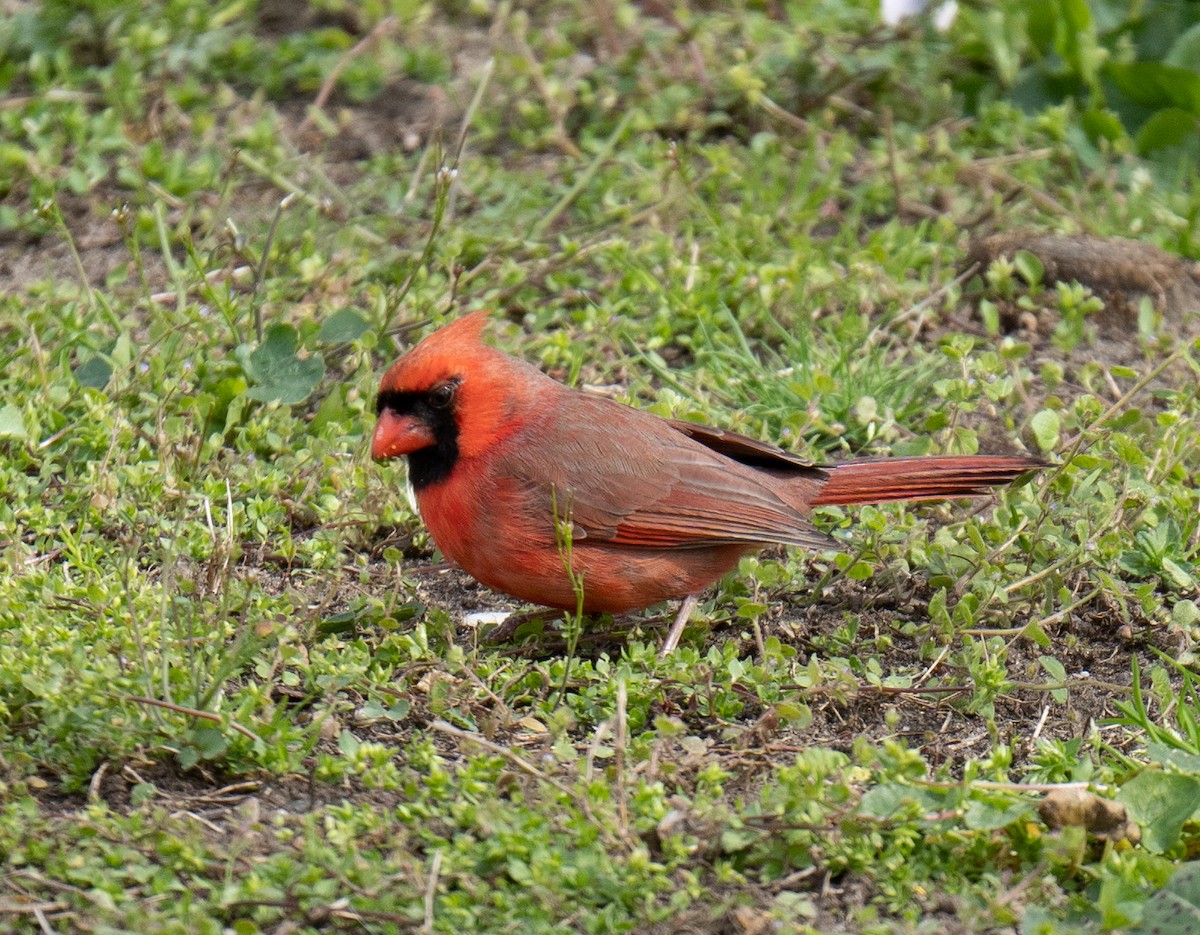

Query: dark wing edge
[666,419,828,474]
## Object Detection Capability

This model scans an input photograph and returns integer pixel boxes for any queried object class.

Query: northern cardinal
[372,313,1042,654]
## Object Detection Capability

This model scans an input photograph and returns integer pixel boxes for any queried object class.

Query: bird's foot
[659,593,700,658]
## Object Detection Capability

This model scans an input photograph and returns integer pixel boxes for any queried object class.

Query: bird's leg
[659,593,700,658]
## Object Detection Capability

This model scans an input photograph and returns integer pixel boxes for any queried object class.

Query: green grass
[3,1,1200,932]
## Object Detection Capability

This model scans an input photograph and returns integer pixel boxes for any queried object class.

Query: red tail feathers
[810,455,1044,507]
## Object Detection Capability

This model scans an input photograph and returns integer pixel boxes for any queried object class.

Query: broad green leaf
[1161,557,1197,590]
[774,701,811,727]
[310,383,348,433]
[1040,653,1068,700]
[1030,409,1060,452]
[1109,408,1143,430]
[1039,656,1067,682]
[1021,906,1058,935]
[1118,770,1200,853]
[243,323,326,404]
[979,299,1000,336]
[191,726,228,760]
[317,308,370,345]
[1097,873,1144,930]
[0,403,27,439]
[110,331,134,368]
[986,9,1025,86]
[74,355,112,389]
[1081,107,1126,143]
[1008,67,1075,113]
[858,783,945,819]
[846,561,874,581]
[1173,600,1200,628]
[963,796,1031,831]
[1107,62,1200,113]
[1138,862,1200,935]
[1023,620,1052,649]
[1053,0,1100,89]
[339,729,360,757]
[1144,742,1200,777]
[1136,108,1200,156]
[1013,249,1044,286]
[1166,23,1200,71]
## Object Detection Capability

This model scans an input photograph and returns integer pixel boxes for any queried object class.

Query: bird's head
[372,312,537,489]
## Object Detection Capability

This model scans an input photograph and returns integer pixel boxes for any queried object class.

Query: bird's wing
[504,395,832,551]
[665,419,825,471]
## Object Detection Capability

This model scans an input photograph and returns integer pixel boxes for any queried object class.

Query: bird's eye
[429,381,456,409]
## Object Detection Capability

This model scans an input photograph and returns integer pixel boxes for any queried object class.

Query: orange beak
[371,411,436,461]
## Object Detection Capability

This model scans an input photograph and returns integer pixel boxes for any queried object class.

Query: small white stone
[463,611,512,628]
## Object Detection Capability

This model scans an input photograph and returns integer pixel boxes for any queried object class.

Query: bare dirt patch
[962,231,1200,370]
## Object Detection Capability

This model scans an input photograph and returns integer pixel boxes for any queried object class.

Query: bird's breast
[414,456,546,568]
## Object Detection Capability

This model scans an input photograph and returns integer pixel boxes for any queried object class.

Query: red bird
[372,313,1042,654]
